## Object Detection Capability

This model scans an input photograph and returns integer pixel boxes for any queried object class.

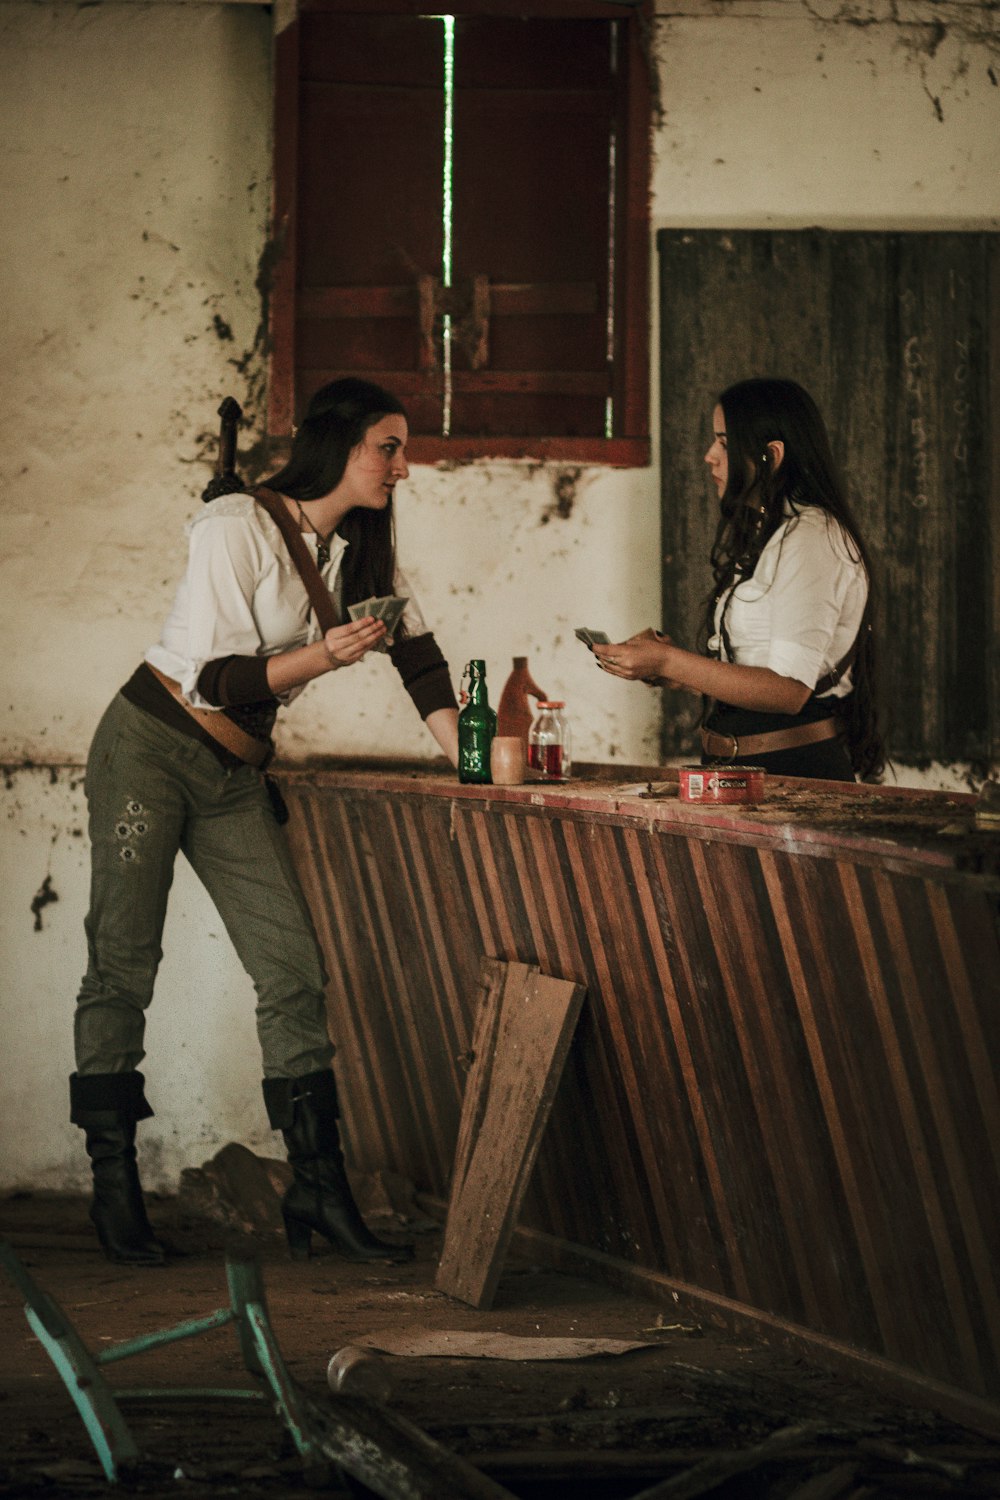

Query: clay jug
[497,657,547,749]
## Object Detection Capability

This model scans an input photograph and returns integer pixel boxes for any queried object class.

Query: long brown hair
[703,378,885,778]
[266,378,407,628]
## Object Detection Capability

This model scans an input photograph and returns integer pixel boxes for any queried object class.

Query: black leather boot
[70,1072,165,1266]
[263,1070,413,1263]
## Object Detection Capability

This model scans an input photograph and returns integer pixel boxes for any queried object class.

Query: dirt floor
[2,1189,1000,1500]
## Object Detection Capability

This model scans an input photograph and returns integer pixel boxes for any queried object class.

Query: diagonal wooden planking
[435,957,586,1310]
[280,771,1000,1410]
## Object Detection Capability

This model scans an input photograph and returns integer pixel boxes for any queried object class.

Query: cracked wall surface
[652,0,999,226]
[1,0,996,1187]
[2,1,996,772]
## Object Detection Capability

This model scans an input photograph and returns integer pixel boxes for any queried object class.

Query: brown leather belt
[701,716,840,761]
[146,663,272,767]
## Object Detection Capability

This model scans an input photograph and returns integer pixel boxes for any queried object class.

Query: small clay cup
[490,736,526,786]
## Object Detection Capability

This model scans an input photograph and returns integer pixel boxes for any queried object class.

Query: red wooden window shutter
[270,2,650,465]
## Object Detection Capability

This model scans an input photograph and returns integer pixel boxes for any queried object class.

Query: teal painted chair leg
[1,1240,140,1481]
[226,1260,329,1480]
[0,1240,329,1485]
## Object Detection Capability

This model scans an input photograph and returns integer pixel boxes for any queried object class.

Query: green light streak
[605,23,618,440]
[442,15,454,291]
[441,17,455,434]
[429,15,455,435]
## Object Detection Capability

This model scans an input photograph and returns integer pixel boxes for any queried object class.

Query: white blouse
[146,493,428,711]
[708,506,868,697]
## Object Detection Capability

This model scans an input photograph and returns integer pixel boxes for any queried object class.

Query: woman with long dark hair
[595,378,884,781]
[70,378,458,1266]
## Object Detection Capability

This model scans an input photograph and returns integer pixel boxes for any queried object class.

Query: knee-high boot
[69,1071,165,1266]
[263,1070,413,1263]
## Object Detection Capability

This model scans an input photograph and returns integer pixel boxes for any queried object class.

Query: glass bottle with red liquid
[528,701,571,781]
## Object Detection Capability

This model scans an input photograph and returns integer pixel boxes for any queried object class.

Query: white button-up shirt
[708,506,868,696]
[146,493,428,710]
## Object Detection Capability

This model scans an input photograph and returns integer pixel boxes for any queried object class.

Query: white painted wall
[2,0,997,1191]
[651,0,999,231]
[2,766,272,1191]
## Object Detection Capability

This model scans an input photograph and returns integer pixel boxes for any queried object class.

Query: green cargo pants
[74,692,334,1080]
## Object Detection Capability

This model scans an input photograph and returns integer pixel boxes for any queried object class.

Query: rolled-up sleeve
[387,565,456,717]
[764,520,849,689]
[389,633,458,718]
[172,518,266,705]
[393,565,429,639]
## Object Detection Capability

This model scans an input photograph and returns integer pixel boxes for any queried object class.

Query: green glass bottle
[458,659,497,784]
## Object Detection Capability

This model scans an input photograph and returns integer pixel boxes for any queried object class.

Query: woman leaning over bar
[595,377,884,782]
[70,378,459,1265]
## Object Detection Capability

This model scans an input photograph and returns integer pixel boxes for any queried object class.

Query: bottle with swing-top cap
[457,660,497,784]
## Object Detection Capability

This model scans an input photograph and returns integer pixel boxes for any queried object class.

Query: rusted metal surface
[280,765,1000,1419]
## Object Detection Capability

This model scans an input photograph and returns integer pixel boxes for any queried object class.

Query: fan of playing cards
[575,627,611,649]
[348,595,409,652]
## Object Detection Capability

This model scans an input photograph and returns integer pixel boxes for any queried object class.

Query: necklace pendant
[317,540,330,570]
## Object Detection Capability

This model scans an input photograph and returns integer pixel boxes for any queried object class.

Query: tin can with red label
[678,765,766,805]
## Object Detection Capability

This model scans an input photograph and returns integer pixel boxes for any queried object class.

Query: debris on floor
[2,1190,1000,1499]
[352,1331,657,1361]
[176,1143,430,1241]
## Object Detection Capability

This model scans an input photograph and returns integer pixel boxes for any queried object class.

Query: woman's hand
[593,628,676,685]
[594,629,811,713]
[323,616,387,668]
[265,617,388,695]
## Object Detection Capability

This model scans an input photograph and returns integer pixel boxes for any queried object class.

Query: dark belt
[146,664,273,767]
[701,716,840,761]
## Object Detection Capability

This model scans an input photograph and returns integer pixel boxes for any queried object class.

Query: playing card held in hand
[575,626,611,650]
[348,595,409,651]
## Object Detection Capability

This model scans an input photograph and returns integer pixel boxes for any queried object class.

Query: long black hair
[703,377,885,778]
[266,378,407,622]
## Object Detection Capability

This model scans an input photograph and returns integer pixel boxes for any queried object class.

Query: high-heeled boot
[70,1071,165,1266]
[263,1070,413,1263]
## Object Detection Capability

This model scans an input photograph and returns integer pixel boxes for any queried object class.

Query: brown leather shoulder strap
[251,486,339,634]
[814,619,869,698]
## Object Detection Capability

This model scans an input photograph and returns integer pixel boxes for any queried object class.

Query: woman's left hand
[593,628,674,684]
[323,616,387,668]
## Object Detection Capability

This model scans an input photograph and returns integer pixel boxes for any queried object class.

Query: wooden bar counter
[278,761,1000,1431]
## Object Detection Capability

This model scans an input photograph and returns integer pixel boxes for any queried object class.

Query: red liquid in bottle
[529,742,563,779]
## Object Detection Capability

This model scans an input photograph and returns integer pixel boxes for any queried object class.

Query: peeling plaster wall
[284,460,663,767]
[0,3,272,763]
[1,0,997,1190]
[650,0,999,228]
[2,767,281,1191]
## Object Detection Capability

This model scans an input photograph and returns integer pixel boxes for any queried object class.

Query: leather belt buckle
[702,727,739,760]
